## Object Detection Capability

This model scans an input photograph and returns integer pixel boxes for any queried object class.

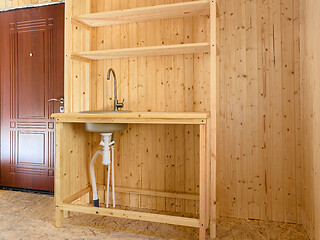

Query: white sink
[80,110,132,114]
[85,123,128,133]
[80,110,131,133]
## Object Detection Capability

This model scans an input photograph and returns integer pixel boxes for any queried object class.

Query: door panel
[0,4,64,191]
[17,30,46,119]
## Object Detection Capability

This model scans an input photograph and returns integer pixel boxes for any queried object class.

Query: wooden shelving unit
[72,42,210,61]
[61,1,217,240]
[71,0,210,27]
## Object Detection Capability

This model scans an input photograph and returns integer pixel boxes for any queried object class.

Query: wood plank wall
[67,0,209,215]
[217,0,301,223]
[300,0,320,239]
[0,0,61,8]
[3,0,310,232]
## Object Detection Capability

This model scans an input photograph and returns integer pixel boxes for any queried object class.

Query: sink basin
[80,110,131,133]
[85,123,128,133]
[80,110,132,114]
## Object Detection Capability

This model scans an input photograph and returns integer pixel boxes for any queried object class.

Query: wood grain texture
[217,0,301,224]
[65,0,211,219]
[5,1,311,237]
[0,0,61,8]
[300,0,320,239]
[72,0,210,27]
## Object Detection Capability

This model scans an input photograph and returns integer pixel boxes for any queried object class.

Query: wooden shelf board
[52,112,209,125]
[98,185,199,201]
[71,43,209,61]
[72,0,210,28]
[61,203,200,228]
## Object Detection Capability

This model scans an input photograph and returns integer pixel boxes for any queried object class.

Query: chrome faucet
[107,68,124,111]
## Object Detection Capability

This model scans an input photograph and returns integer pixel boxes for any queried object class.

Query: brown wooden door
[0,4,64,191]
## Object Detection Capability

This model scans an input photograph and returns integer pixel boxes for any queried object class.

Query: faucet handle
[118,99,125,109]
[115,99,125,110]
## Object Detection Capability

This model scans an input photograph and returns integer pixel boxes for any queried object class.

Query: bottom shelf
[60,185,200,228]
[61,203,200,228]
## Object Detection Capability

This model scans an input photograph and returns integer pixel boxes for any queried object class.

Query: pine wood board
[52,112,209,124]
[72,0,210,27]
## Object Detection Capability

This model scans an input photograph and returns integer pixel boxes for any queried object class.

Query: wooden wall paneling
[162,1,175,213]
[136,0,148,210]
[293,0,301,226]
[271,0,284,223]
[64,0,71,113]
[154,0,166,212]
[244,0,260,220]
[127,0,140,208]
[109,0,122,207]
[81,1,91,112]
[216,0,226,219]
[281,0,296,223]
[225,0,237,218]
[71,2,80,111]
[300,0,320,238]
[193,11,208,216]
[88,0,99,204]
[69,0,92,201]
[69,0,90,113]
[184,12,196,215]
[260,0,270,220]
[172,9,185,214]
[90,0,105,205]
[234,0,247,219]
[256,0,269,221]
[299,0,310,231]
[59,123,91,203]
[79,0,207,217]
[121,0,132,208]
[118,0,130,209]
[210,0,217,237]
[300,0,306,230]
[144,0,156,211]
[217,0,300,224]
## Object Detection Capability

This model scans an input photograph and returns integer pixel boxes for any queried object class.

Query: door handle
[48,98,64,104]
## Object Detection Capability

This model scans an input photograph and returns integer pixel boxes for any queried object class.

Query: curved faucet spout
[107,68,117,103]
[107,68,124,111]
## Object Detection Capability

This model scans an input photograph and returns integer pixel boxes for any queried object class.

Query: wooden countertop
[52,112,209,125]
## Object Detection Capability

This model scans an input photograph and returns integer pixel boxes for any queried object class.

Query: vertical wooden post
[199,124,207,240]
[210,0,217,239]
[55,122,64,227]
[206,120,211,229]
[64,0,72,113]
[89,0,95,111]
[62,0,72,218]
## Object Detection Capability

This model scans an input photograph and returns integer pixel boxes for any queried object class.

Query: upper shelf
[71,0,210,28]
[71,42,209,61]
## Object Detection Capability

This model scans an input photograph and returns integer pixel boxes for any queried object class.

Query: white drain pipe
[89,150,103,207]
[100,133,114,165]
[106,145,116,208]
[89,133,115,207]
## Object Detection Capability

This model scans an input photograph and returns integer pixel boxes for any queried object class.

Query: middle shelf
[71,42,210,61]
